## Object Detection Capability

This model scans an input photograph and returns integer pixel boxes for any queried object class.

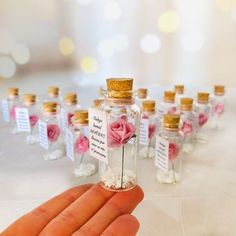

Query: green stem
[121,145,125,189]
[79,153,85,165]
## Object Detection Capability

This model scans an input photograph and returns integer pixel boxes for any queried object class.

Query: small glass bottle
[195,92,210,143]
[179,98,195,153]
[211,85,225,130]
[135,88,150,108]
[23,94,40,144]
[174,85,186,106]
[7,88,21,134]
[70,110,97,178]
[100,78,140,192]
[156,114,183,184]
[41,102,65,160]
[139,100,160,159]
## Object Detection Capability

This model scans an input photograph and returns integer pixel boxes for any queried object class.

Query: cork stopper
[92,99,103,109]
[23,94,36,105]
[64,92,77,105]
[175,85,184,95]
[106,78,133,99]
[197,92,209,104]
[164,91,176,103]
[48,87,59,97]
[214,85,225,96]
[163,114,180,130]
[8,88,19,98]
[180,98,193,111]
[74,110,88,125]
[142,100,156,112]
[43,102,57,114]
[137,88,148,99]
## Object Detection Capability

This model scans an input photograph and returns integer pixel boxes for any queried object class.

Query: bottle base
[26,134,39,145]
[156,171,180,184]
[44,149,65,161]
[182,143,194,154]
[73,163,96,178]
[139,146,155,159]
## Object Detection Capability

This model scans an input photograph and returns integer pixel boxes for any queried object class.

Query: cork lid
[23,94,36,105]
[175,85,184,95]
[8,88,19,98]
[138,88,148,99]
[43,102,57,113]
[64,92,77,105]
[164,91,176,103]
[74,110,88,124]
[180,98,193,111]
[142,100,156,112]
[214,85,225,96]
[197,92,209,104]
[163,114,180,129]
[92,99,103,109]
[48,87,59,97]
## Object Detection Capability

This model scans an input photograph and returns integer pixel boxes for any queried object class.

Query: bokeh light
[11,44,31,65]
[158,11,180,33]
[103,1,121,21]
[76,0,92,5]
[80,57,98,74]
[59,37,75,56]
[98,39,115,58]
[181,32,204,52]
[0,32,15,54]
[140,34,161,54]
[0,57,16,78]
[113,34,129,52]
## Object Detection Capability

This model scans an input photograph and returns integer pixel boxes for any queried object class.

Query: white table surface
[0,72,236,235]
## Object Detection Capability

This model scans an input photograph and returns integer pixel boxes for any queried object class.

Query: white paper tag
[15,108,31,132]
[1,100,10,122]
[38,119,49,150]
[65,127,75,161]
[139,118,149,146]
[60,108,66,132]
[155,136,169,173]
[88,108,108,164]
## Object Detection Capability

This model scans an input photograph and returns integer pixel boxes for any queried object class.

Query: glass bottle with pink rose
[7,88,21,134]
[195,92,211,143]
[139,100,160,159]
[179,98,196,153]
[156,114,183,184]
[211,85,225,129]
[135,88,150,108]
[70,110,96,178]
[23,94,40,145]
[41,102,65,160]
[174,85,186,106]
[100,78,140,192]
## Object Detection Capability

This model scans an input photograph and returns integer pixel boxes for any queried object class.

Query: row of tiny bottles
[1,80,225,192]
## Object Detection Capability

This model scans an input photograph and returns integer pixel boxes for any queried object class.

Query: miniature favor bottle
[174,85,185,106]
[211,85,225,129]
[100,78,140,191]
[23,94,40,144]
[135,88,149,108]
[179,98,195,153]
[139,100,160,159]
[68,110,96,178]
[195,92,210,143]
[156,114,183,184]
[39,102,65,160]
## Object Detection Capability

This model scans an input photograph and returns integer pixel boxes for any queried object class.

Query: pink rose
[181,121,193,135]
[75,135,89,154]
[148,124,156,139]
[168,107,177,114]
[47,124,60,142]
[198,113,208,127]
[214,103,224,116]
[169,142,180,160]
[67,112,74,126]
[108,118,136,147]
[29,115,39,128]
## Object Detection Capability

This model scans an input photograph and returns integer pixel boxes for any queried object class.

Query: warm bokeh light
[0,32,15,54]
[80,57,98,74]
[0,57,16,78]
[103,0,121,21]
[158,11,180,33]
[181,32,204,52]
[58,37,75,56]
[140,34,161,54]
[11,44,31,65]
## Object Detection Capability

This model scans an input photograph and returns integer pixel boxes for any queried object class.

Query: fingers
[39,183,115,236]
[101,214,140,236]
[1,184,93,236]
[72,185,144,236]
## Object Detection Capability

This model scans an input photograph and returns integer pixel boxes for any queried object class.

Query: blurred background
[0,0,236,90]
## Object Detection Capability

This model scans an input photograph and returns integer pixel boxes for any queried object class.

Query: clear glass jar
[156,114,183,184]
[195,93,211,143]
[135,88,150,108]
[100,78,140,192]
[70,110,97,178]
[139,100,160,159]
[179,98,195,153]
[41,102,65,160]
[211,85,225,129]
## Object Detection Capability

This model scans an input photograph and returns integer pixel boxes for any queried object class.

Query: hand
[2,183,144,236]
